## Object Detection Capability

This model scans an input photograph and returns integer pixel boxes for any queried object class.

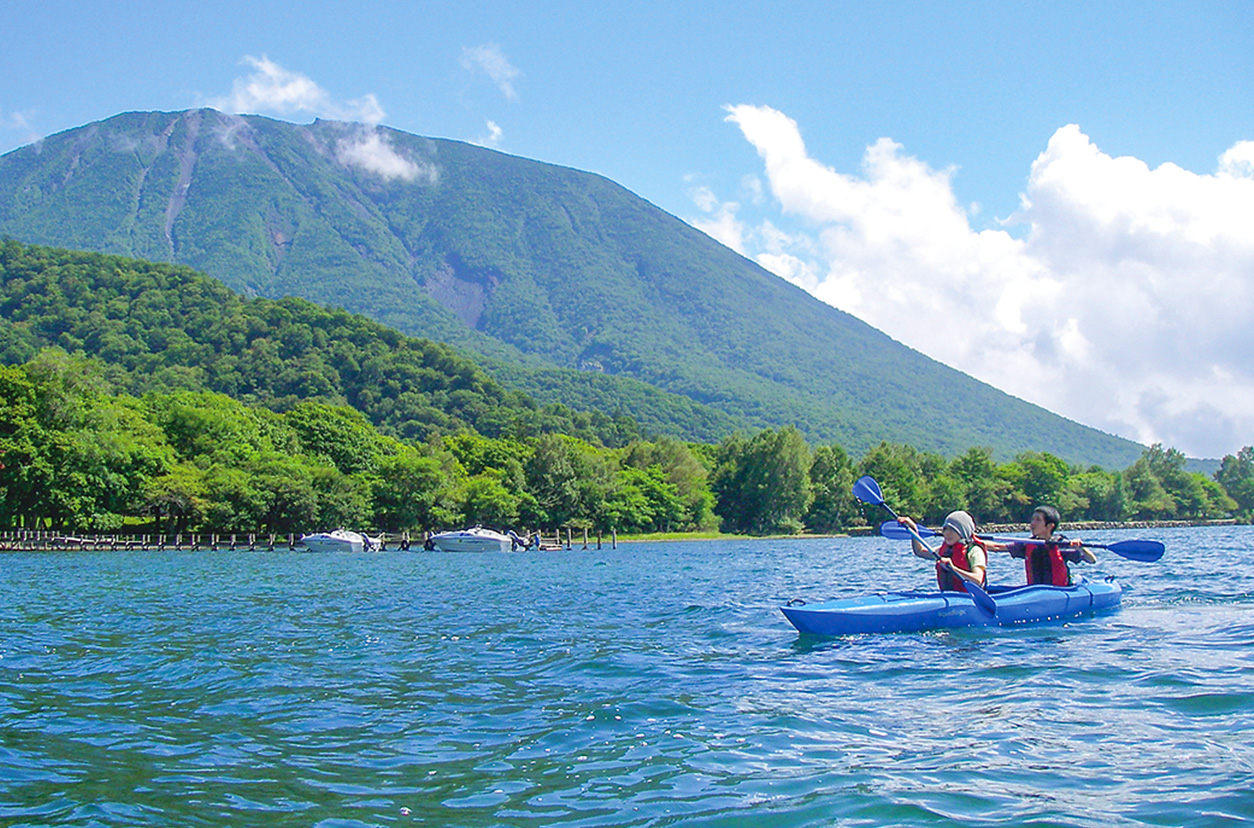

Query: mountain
[0,109,1144,466]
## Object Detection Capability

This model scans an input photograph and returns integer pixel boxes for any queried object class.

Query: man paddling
[983,505,1096,586]
[897,510,987,593]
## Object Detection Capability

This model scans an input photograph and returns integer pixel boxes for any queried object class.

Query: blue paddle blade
[852,475,884,505]
[879,520,938,540]
[963,578,998,618]
[1103,539,1165,562]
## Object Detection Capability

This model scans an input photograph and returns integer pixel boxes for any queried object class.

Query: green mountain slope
[0,240,658,445]
[0,109,1144,466]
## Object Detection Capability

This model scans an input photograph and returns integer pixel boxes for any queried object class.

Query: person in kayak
[897,510,987,592]
[984,505,1096,586]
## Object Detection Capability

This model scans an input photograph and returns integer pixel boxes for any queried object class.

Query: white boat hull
[430,527,514,553]
[300,530,379,553]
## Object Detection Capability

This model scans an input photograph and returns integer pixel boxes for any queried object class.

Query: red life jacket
[1024,541,1071,586]
[936,540,986,592]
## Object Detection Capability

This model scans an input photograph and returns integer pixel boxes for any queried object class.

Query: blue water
[2,525,1252,827]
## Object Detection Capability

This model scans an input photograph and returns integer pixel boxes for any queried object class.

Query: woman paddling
[897,510,987,593]
[983,505,1096,586]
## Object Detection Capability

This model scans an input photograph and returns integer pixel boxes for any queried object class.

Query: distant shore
[2,518,1240,553]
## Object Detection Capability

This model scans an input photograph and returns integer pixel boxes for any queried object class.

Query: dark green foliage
[0,110,1148,467]
[804,444,858,533]
[0,240,627,446]
[1215,447,1254,522]
[1123,444,1234,520]
[0,344,1245,534]
[712,427,813,534]
[620,436,716,531]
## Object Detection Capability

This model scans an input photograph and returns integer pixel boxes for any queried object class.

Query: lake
[2,525,1252,827]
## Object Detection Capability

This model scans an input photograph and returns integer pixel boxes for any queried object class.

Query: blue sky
[3,1,1253,458]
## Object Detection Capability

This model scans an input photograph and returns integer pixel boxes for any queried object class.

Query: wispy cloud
[473,120,504,148]
[1,106,41,149]
[703,104,1254,459]
[335,127,436,183]
[461,44,521,101]
[210,55,385,123]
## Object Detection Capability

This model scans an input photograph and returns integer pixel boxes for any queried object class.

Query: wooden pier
[0,528,618,552]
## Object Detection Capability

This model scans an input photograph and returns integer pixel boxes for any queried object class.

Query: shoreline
[2,519,1239,553]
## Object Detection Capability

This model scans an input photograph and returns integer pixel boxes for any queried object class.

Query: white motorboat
[299,529,381,553]
[429,526,517,553]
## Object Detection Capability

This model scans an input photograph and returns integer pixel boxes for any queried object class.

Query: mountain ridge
[0,108,1145,466]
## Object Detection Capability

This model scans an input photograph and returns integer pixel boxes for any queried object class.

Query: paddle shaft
[877,521,1163,562]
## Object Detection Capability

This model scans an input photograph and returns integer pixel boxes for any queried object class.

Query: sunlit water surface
[2,525,1252,827]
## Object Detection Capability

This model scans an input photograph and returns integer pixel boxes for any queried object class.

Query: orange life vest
[1024,540,1072,586]
[936,540,986,592]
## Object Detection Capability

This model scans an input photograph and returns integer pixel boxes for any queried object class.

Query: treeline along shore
[5,343,1254,542]
[3,240,1254,541]
[1,517,1235,554]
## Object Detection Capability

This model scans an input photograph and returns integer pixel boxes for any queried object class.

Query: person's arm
[941,546,987,587]
[897,516,936,560]
[1063,538,1098,564]
[995,541,1027,559]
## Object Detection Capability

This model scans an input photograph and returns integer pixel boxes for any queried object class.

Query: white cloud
[210,55,385,123]
[702,104,1254,459]
[688,185,746,254]
[1219,141,1254,178]
[461,44,521,101]
[1,106,40,149]
[474,120,504,148]
[335,127,436,183]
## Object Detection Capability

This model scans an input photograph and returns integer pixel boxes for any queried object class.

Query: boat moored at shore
[299,529,381,553]
[429,526,518,553]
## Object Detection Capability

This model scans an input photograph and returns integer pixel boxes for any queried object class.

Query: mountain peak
[0,110,1145,466]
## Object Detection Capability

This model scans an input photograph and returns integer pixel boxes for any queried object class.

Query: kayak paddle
[878,520,1165,563]
[853,476,996,617]
[980,533,1164,563]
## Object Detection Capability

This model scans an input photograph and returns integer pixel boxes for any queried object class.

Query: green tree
[713,427,813,534]
[1014,451,1071,510]
[1216,446,1254,522]
[372,446,458,531]
[17,351,174,529]
[525,434,613,529]
[620,436,715,531]
[460,470,522,528]
[1064,468,1129,522]
[805,444,857,532]
[855,442,942,521]
[141,462,208,533]
[949,447,1016,523]
[286,401,384,475]
[602,465,684,533]
[0,364,47,526]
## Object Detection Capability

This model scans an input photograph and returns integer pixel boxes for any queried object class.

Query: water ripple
[2,530,1253,826]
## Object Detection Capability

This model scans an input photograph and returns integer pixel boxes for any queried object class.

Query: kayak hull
[781,577,1122,636]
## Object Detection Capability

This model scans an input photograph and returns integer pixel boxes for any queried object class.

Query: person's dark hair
[1033,505,1061,531]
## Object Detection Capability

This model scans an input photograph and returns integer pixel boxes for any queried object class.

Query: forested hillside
[2,240,1249,538]
[0,240,655,445]
[0,109,1146,466]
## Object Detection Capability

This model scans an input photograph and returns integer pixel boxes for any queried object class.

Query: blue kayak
[781,576,1122,636]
